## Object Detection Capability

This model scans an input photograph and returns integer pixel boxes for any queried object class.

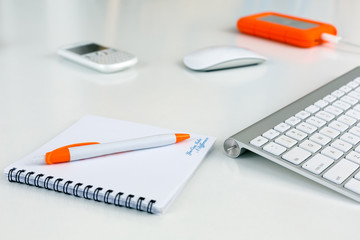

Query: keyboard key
[333,100,351,110]
[344,178,360,194]
[354,104,360,112]
[349,126,360,137]
[339,85,353,93]
[348,81,359,89]
[341,95,358,105]
[319,127,340,139]
[323,94,337,103]
[315,111,335,122]
[331,139,352,152]
[302,154,334,175]
[263,142,287,156]
[296,122,317,134]
[285,116,301,126]
[262,129,280,140]
[274,122,290,133]
[346,151,360,164]
[329,120,348,132]
[299,140,321,153]
[340,133,360,145]
[286,128,307,141]
[323,159,359,184]
[314,99,328,108]
[305,105,320,114]
[309,133,331,146]
[337,115,356,126]
[346,109,360,120]
[353,77,360,84]
[348,91,360,100]
[275,135,297,148]
[282,147,311,165]
[324,105,343,116]
[306,116,326,128]
[250,136,268,147]
[332,90,345,98]
[295,111,310,120]
[321,146,343,160]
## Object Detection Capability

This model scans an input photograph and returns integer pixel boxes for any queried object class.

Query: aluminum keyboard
[224,66,360,202]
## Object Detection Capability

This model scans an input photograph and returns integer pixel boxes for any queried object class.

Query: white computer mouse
[183,46,267,71]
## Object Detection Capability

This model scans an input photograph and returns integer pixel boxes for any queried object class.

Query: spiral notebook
[4,115,215,214]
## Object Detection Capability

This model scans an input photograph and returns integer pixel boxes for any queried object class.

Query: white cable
[321,33,360,48]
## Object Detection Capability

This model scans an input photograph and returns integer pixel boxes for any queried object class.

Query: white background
[1,0,360,239]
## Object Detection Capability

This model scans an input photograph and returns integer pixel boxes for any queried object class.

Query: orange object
[175,133,190,143]
[45,142,99,164]
[237,12,337,48]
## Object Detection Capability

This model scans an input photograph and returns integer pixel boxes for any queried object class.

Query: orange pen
[45,133,190,164]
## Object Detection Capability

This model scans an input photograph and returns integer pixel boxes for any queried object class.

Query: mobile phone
[57,42,138,73]
[237,12,337,48]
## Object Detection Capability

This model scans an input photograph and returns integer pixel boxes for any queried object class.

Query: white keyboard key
[263,142,287,156]
[250,136,268,147]
[274,122,290,133]
[333,100,351,110]
[346,109,360,120]
[306,116,326,128]
[353,77,360,84]
[344,178,360,194]
[323,159,359,184]
[324,105,343,116]
[340,133,360,145]
[282,147,311,165]
[319,126,340,139]
[354,104,360,112]
[337,115,356,126]
[339,85,353,93]
[341,95,358,105]
[355,171,360,180]
[309,133,331,146]
[323,94,337,103]
[275,135,297,148]
[355,145,360,153]
[348,81,359,89]
[296,122,317,134]
[285,116,301,126]
[349,126,360,137]
[321,146,343,160]
[305,105,320,114]
[332,90,345,98]
[315,111,335,122]
[262,129,280,140]
[299,140,321,153]
[348,91,360,100]
[286,128,307,141]
[314,99,328,108]
[331,139,352,152]
[302,154,334,175]
[346,151,360,164]
[295,111,310,120]
[328,120,349,132]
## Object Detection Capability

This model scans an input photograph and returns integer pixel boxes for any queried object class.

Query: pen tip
[175,133,190,143]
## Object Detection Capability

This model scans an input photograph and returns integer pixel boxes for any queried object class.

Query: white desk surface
[2,0,360,239]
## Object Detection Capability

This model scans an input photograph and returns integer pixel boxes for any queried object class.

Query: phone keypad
[84,49,135,65]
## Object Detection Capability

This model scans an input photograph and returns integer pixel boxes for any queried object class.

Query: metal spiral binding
[7,168,157,214]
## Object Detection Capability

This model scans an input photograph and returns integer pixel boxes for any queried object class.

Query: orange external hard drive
[237,12,337,48]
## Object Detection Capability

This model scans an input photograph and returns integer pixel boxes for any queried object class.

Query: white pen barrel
[68,134,177,161]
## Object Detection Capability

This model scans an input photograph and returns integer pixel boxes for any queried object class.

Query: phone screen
[258,15,319,30]
[68,43,108,55]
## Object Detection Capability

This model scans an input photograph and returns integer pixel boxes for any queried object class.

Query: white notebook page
[4,115,216,214]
